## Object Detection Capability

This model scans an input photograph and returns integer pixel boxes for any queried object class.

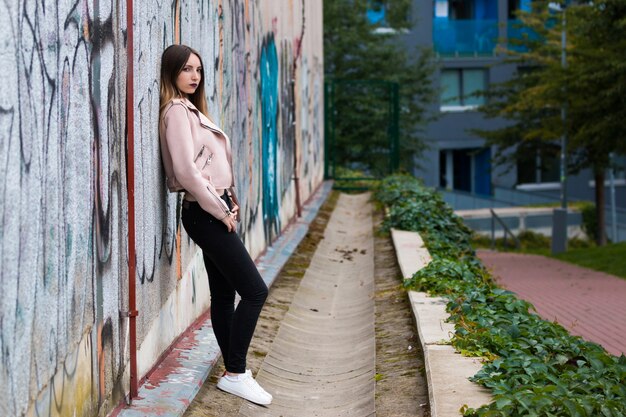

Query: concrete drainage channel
[239,193,377,416]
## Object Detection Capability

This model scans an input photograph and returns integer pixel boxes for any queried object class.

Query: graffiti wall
[0,1,324,416]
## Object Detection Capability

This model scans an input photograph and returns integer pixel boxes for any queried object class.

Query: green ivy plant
[376,174,626,417]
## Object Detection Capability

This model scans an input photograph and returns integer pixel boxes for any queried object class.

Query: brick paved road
[477,250,626,357]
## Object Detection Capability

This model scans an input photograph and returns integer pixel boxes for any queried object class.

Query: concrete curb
[114,181,333,417]
[391,228,492,417]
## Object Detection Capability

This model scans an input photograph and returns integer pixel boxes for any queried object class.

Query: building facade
[406,0,625,207]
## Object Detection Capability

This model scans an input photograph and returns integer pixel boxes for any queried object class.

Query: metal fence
[441,189,512,210]
[442,187,626,242]
[461,211,583,235]
[493,186,563,206]
[324,79,399,190]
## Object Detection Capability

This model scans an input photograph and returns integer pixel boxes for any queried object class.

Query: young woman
[159,44,272,406]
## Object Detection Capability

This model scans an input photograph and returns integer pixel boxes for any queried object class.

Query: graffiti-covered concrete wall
[0,1,324,416]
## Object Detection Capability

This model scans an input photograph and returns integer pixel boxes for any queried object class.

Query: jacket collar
[170,97,224,133]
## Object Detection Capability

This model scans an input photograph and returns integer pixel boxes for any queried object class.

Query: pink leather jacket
[159,98,234,220]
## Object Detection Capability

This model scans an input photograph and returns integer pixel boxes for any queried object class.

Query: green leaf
[495,397,512,409]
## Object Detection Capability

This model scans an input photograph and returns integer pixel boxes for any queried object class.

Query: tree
[324,0,436,176]
[566,0,626,245]
[474,0,626,245]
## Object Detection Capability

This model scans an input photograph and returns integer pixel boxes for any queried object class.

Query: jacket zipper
[206,186,230,217]
[202,153,214,170]
[194,145,206,163]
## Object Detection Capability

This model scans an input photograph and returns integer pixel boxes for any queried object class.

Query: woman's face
[175,53,202,97]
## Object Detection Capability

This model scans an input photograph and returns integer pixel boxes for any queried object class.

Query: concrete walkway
[239,193,376,417]
[478,250,626,357]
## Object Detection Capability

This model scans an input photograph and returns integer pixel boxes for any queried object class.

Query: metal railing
[490,209,521,250]
[441,188,513,210]
[433,18,499,56]
[443,187,626,242]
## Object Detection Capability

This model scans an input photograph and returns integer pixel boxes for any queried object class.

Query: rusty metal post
[125,0,139,400]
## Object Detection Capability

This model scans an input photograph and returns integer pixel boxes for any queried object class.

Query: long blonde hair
[159,44,210,120]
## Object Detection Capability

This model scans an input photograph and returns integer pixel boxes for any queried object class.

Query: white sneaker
[245,370,273,402]
[217,369,272,405]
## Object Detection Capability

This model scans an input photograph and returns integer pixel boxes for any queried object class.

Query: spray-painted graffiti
[301,56,324,195]
[0,1,324,416]
[0,1,128,415]
[280,40,296,198]
[259,34,280,242]
[207,0,264,248]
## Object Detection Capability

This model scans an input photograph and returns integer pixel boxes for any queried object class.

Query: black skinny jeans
[181,194,268,373]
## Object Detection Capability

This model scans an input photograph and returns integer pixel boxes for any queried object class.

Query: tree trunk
[594,170,607,246]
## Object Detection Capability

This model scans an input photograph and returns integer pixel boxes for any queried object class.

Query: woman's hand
[228,189,241,222]
[221,212,237,232]
[231,203,240,222]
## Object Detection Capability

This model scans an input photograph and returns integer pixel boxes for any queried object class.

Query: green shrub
[376,174,475,259]
[580,202,598,242]
[471,230,593,253]
[333,167,379,191]
[516,230,550,249]
[377,174,626,417]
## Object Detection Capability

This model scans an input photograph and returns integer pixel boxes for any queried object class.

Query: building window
[450,0,475,19]
[435,0,499,20]
[434,0,449,18]
[516,147,559,185]
[614,155,626,180]
[440,68,486,111]
[508,0,520,19]
[508,0,532,19]
[439,148,492,195]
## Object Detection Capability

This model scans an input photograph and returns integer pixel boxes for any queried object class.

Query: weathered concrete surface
[407,292,455,345]
[424,346,488,417]
[240,193,376,417]
[391,228,492,417]
[115,317,221,417]
[390,229,432,279]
